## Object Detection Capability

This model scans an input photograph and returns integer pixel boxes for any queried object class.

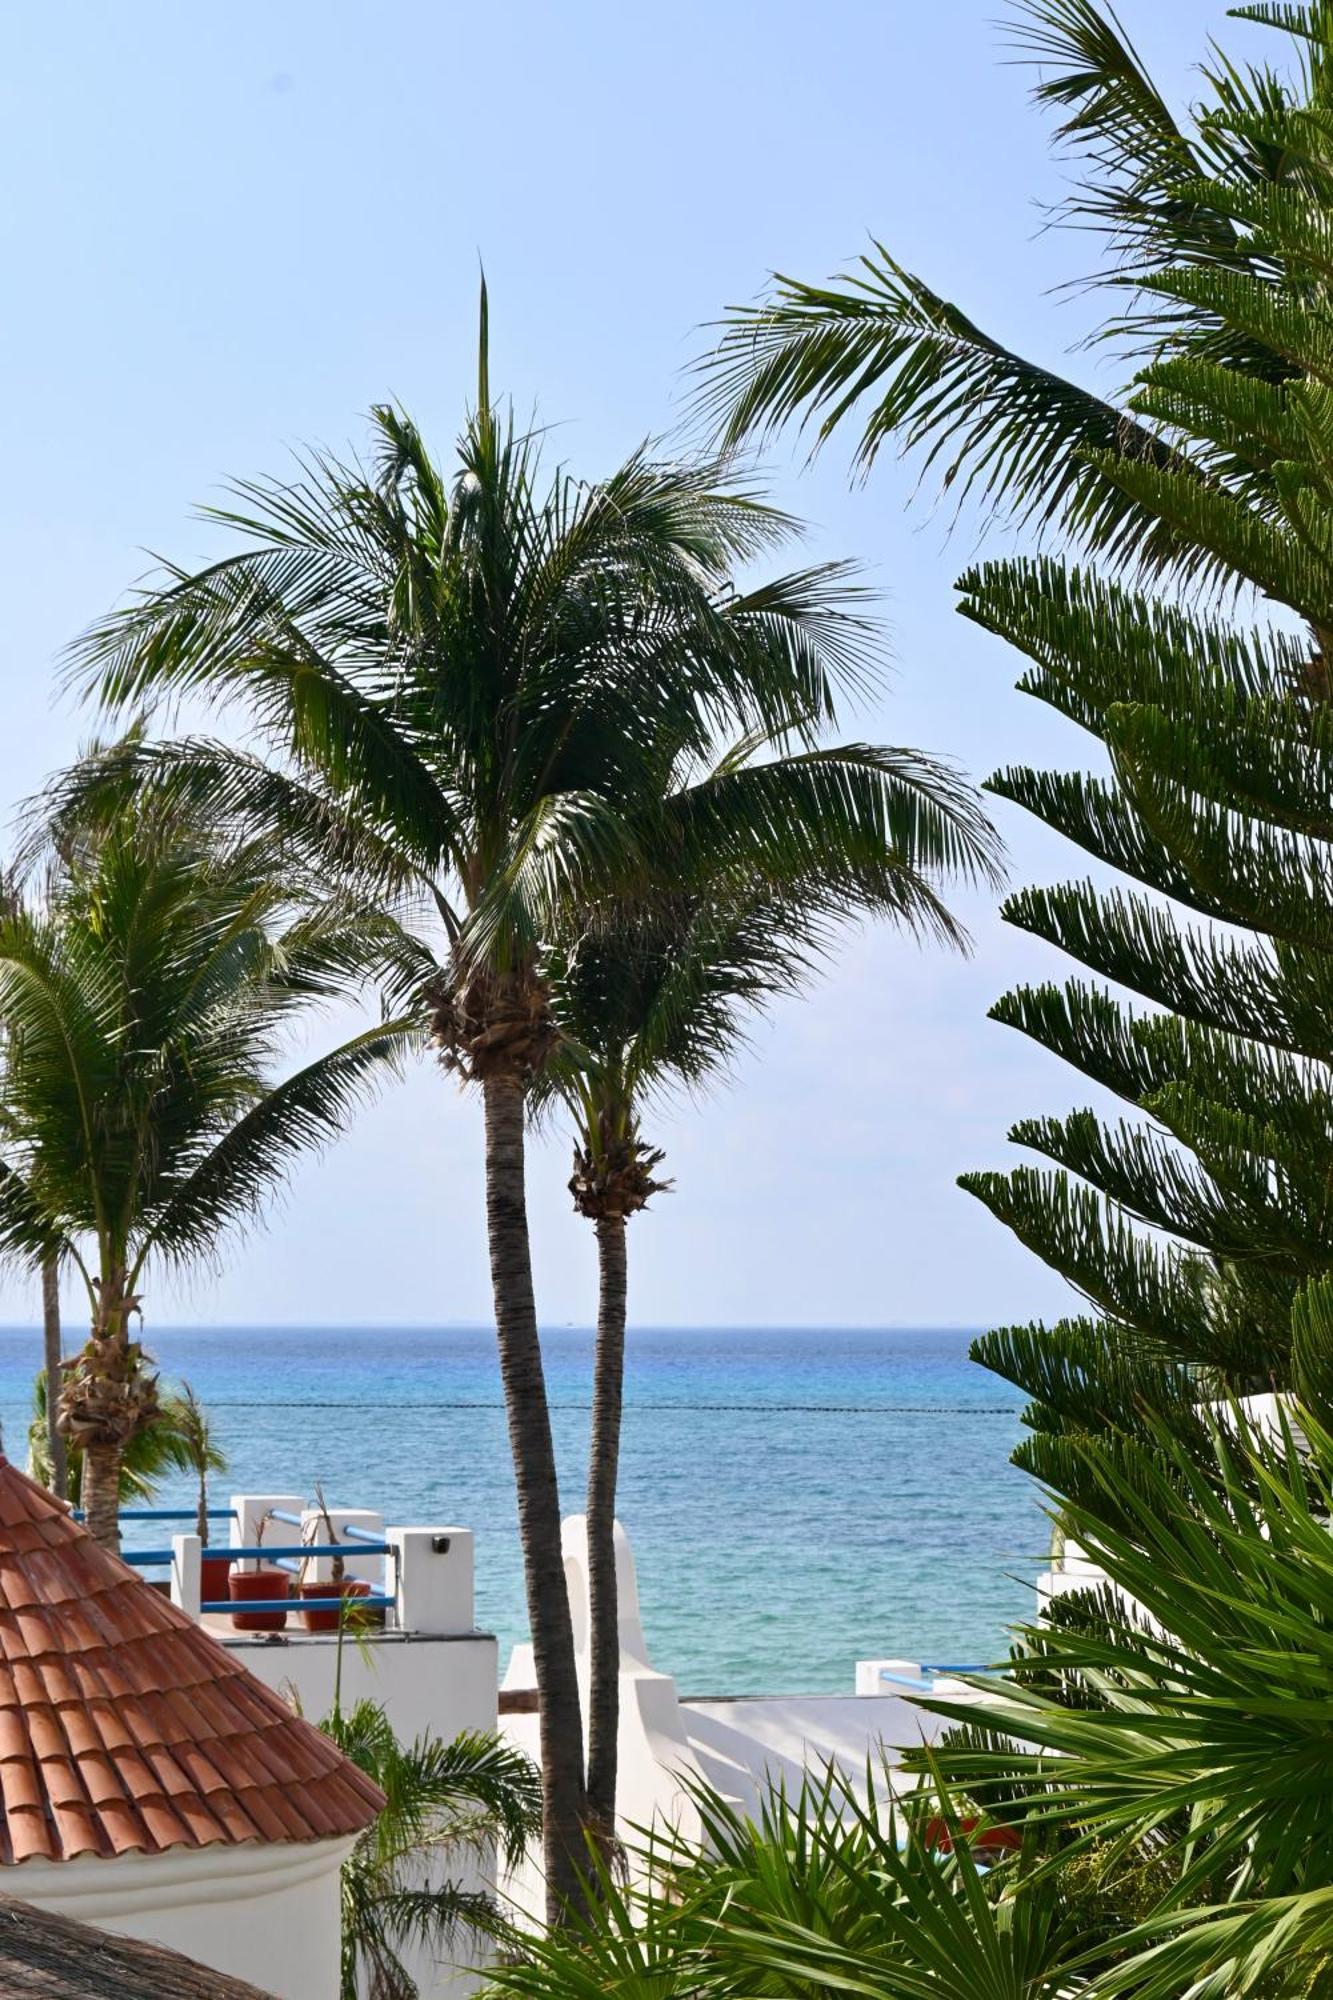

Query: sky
[0,0,1241,1329]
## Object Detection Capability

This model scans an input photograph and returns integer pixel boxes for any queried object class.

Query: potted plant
[228,1507,290,1631]
[169,1382,232,1608]
[298,1485,369,1633]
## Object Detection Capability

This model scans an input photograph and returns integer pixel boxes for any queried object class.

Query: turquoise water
[0,1325,1042,1694]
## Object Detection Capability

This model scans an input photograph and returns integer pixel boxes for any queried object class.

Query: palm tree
[489,1375,1333,1998]
[0,786,410,1551]
[0,868,70,1504]
[541,730,998,1837]
[40,1255,67,1500]
[325,1700,540,2000]
[64,289,996,1918]
[167,1381,227,1544]
[911,1360,1333,1997]
[29,1373,226,1512]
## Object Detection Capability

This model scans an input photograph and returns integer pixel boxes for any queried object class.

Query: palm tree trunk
[81,1443,122,1553]
[481,1071,588,1925]
[41,1258,68,1503]
[585,1210,627,1840]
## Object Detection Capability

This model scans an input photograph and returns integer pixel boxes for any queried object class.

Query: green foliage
[694,4,1333,1996]
[324,1700,540,2000]
[27,1371,225,1506]
[537,729,1001,1183]
[484,1412,1333,1998]
[912,1406,1333,1997]
[66,294,998,1021]
[0,781,411,1543]
[702,0,1333,1478]
[486,1768,1083,1999]
[0,785,411,1299]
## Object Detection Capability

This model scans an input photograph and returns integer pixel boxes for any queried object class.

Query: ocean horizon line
[0,1319,987,1337]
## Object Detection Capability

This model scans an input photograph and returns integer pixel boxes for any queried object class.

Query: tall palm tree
[0,787,409,1550]
[0,869,69,1503]
[64,290,996,1918]
[541,730,998,1836]
[325,1700,541,2000]
[40,1256,66,1500]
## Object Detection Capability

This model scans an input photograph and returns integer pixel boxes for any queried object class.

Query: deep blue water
[0,1324,1043,1694]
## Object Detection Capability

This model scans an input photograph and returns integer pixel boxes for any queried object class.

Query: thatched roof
[0,1894,276,1995]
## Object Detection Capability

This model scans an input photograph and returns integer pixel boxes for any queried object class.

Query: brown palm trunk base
[81,1443,123,1554]
[585,1210,627,1840]
[481,1071,589,1925]
[41,1259,68,1503]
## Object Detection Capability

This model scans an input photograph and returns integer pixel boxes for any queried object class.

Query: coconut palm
[540,727,997,1837]
[167,1381,228,1545]
[29,1373,225,1513]
[0,868,69,1503]
[40,1256,67,1500]
[0,787,410,1551]
[65,290,997,1918]
[325,1700,541,2000]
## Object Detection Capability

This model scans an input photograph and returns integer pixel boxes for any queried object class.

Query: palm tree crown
[0,786,409,1545]
[66,292,999,1916]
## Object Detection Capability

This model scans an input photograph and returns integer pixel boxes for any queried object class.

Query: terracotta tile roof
[0,1457,384,1865]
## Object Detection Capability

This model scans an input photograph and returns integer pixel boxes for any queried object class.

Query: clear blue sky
[0,1,1233,1327]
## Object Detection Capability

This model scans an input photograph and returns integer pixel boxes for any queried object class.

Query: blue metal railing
[341,1521,386,1546]
[115,1535,397,1618]
[200,1600,392,1616]
[266,1510,385,1546]
[74,1507,236,1524]
[119,1539,392,1568]
[879,1663,986,1689]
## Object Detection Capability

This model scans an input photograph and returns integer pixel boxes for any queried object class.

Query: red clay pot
[298,1577,370,1633]
[200,1553,233,1608]
[228,1566,290,1631]
[923,1815,1021,1858]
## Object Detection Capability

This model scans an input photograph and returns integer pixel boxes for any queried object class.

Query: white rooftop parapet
[854,1658,990,1706]
[500,1516,706,1919]
[230,1492,305,1569]
[170,1532,201,1619]
[389,1526,475,1636]
[299,1505,385,1589]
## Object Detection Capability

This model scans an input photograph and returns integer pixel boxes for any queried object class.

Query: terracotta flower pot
[922,1814,1021,1859]
[200,1553,233,1608]
[298,1577,370,1633]
[228,1566,290,1631]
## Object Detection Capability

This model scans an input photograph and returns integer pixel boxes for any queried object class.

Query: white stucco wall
[227,1629,498,1744]
[11,1836,351,2000]
[228,1631,500,1996]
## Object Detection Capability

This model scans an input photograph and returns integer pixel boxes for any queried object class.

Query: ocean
[0,1324,1043,1695]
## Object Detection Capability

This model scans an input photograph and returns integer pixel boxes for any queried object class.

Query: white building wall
[228,1630,498,1743]
[11,1837,351,2000]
